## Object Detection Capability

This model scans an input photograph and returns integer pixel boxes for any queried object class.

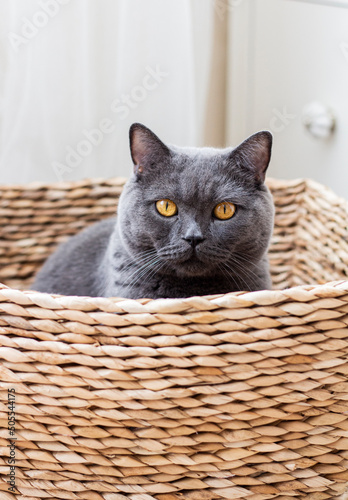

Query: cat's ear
[129,123,170,175]
[229,131,273,183]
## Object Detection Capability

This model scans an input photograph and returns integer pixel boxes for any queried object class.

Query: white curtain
[0,0,219,184]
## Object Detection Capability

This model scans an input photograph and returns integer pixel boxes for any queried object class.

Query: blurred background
[0,0,347,196]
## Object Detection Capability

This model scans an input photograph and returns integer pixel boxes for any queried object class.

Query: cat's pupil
[224,204,226,214]
[166,201,169,211]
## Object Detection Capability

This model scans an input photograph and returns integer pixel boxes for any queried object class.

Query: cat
[33,123,274,299]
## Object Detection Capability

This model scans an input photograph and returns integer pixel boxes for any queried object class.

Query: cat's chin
[171,256,216,278]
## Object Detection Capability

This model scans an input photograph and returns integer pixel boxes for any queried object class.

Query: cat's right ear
[229,131,273,184]
[129,123,170,176]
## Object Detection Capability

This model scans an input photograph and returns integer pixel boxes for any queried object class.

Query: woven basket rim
[0,174,342,193]
[0,175,129,190]
[1,280,348,315]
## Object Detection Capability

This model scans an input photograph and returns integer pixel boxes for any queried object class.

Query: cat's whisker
[124,246,177,286]
[223,262,250,291]
[158,244,187,259]
[222,252,258,291]
[126,257,166,294]
[223,260,258,292]
[119,242,183,289]
[218,263,240,290]
[122,254,161,286]
[117,249,158,270]
[137,259,168,291]
[201,241,261,290]
[116,251,160,277]
[230,254,263,285]
[198,243,231,261]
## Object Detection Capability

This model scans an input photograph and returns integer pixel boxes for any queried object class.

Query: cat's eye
[213,201,236,220]
[156,199,178,217]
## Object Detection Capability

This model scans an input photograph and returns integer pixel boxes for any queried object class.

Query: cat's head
[117,123,274,279]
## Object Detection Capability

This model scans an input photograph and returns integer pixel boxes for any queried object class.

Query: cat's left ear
[230,131,273,183]
[129,123,170,175]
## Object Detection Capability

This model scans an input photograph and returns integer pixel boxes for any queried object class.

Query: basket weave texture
[0,177,348,500]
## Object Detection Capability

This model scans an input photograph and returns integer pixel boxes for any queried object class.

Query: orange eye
[156,199,178,217]
[213,202,236,220]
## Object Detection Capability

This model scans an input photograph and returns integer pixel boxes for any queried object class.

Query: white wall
[0,0,215,185]
[227,0,348,198]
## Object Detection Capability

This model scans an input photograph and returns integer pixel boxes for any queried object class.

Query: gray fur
[33,123,274,299]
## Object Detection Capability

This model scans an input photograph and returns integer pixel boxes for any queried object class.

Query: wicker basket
[0,177,348,500]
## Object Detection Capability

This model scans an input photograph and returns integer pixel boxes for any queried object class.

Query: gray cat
[33,123,274,299]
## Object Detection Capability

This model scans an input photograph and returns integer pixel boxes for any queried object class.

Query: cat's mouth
[161,246,219,276]
[182,251,202,264]
[157,242,230,276]
[175,255,218,277]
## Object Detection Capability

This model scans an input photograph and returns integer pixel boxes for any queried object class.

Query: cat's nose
[182,235,205,248]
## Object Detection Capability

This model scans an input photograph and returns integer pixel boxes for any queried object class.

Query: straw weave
[0,177,348,500]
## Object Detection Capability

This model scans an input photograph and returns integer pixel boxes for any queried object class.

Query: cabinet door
[227,0,348,197]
